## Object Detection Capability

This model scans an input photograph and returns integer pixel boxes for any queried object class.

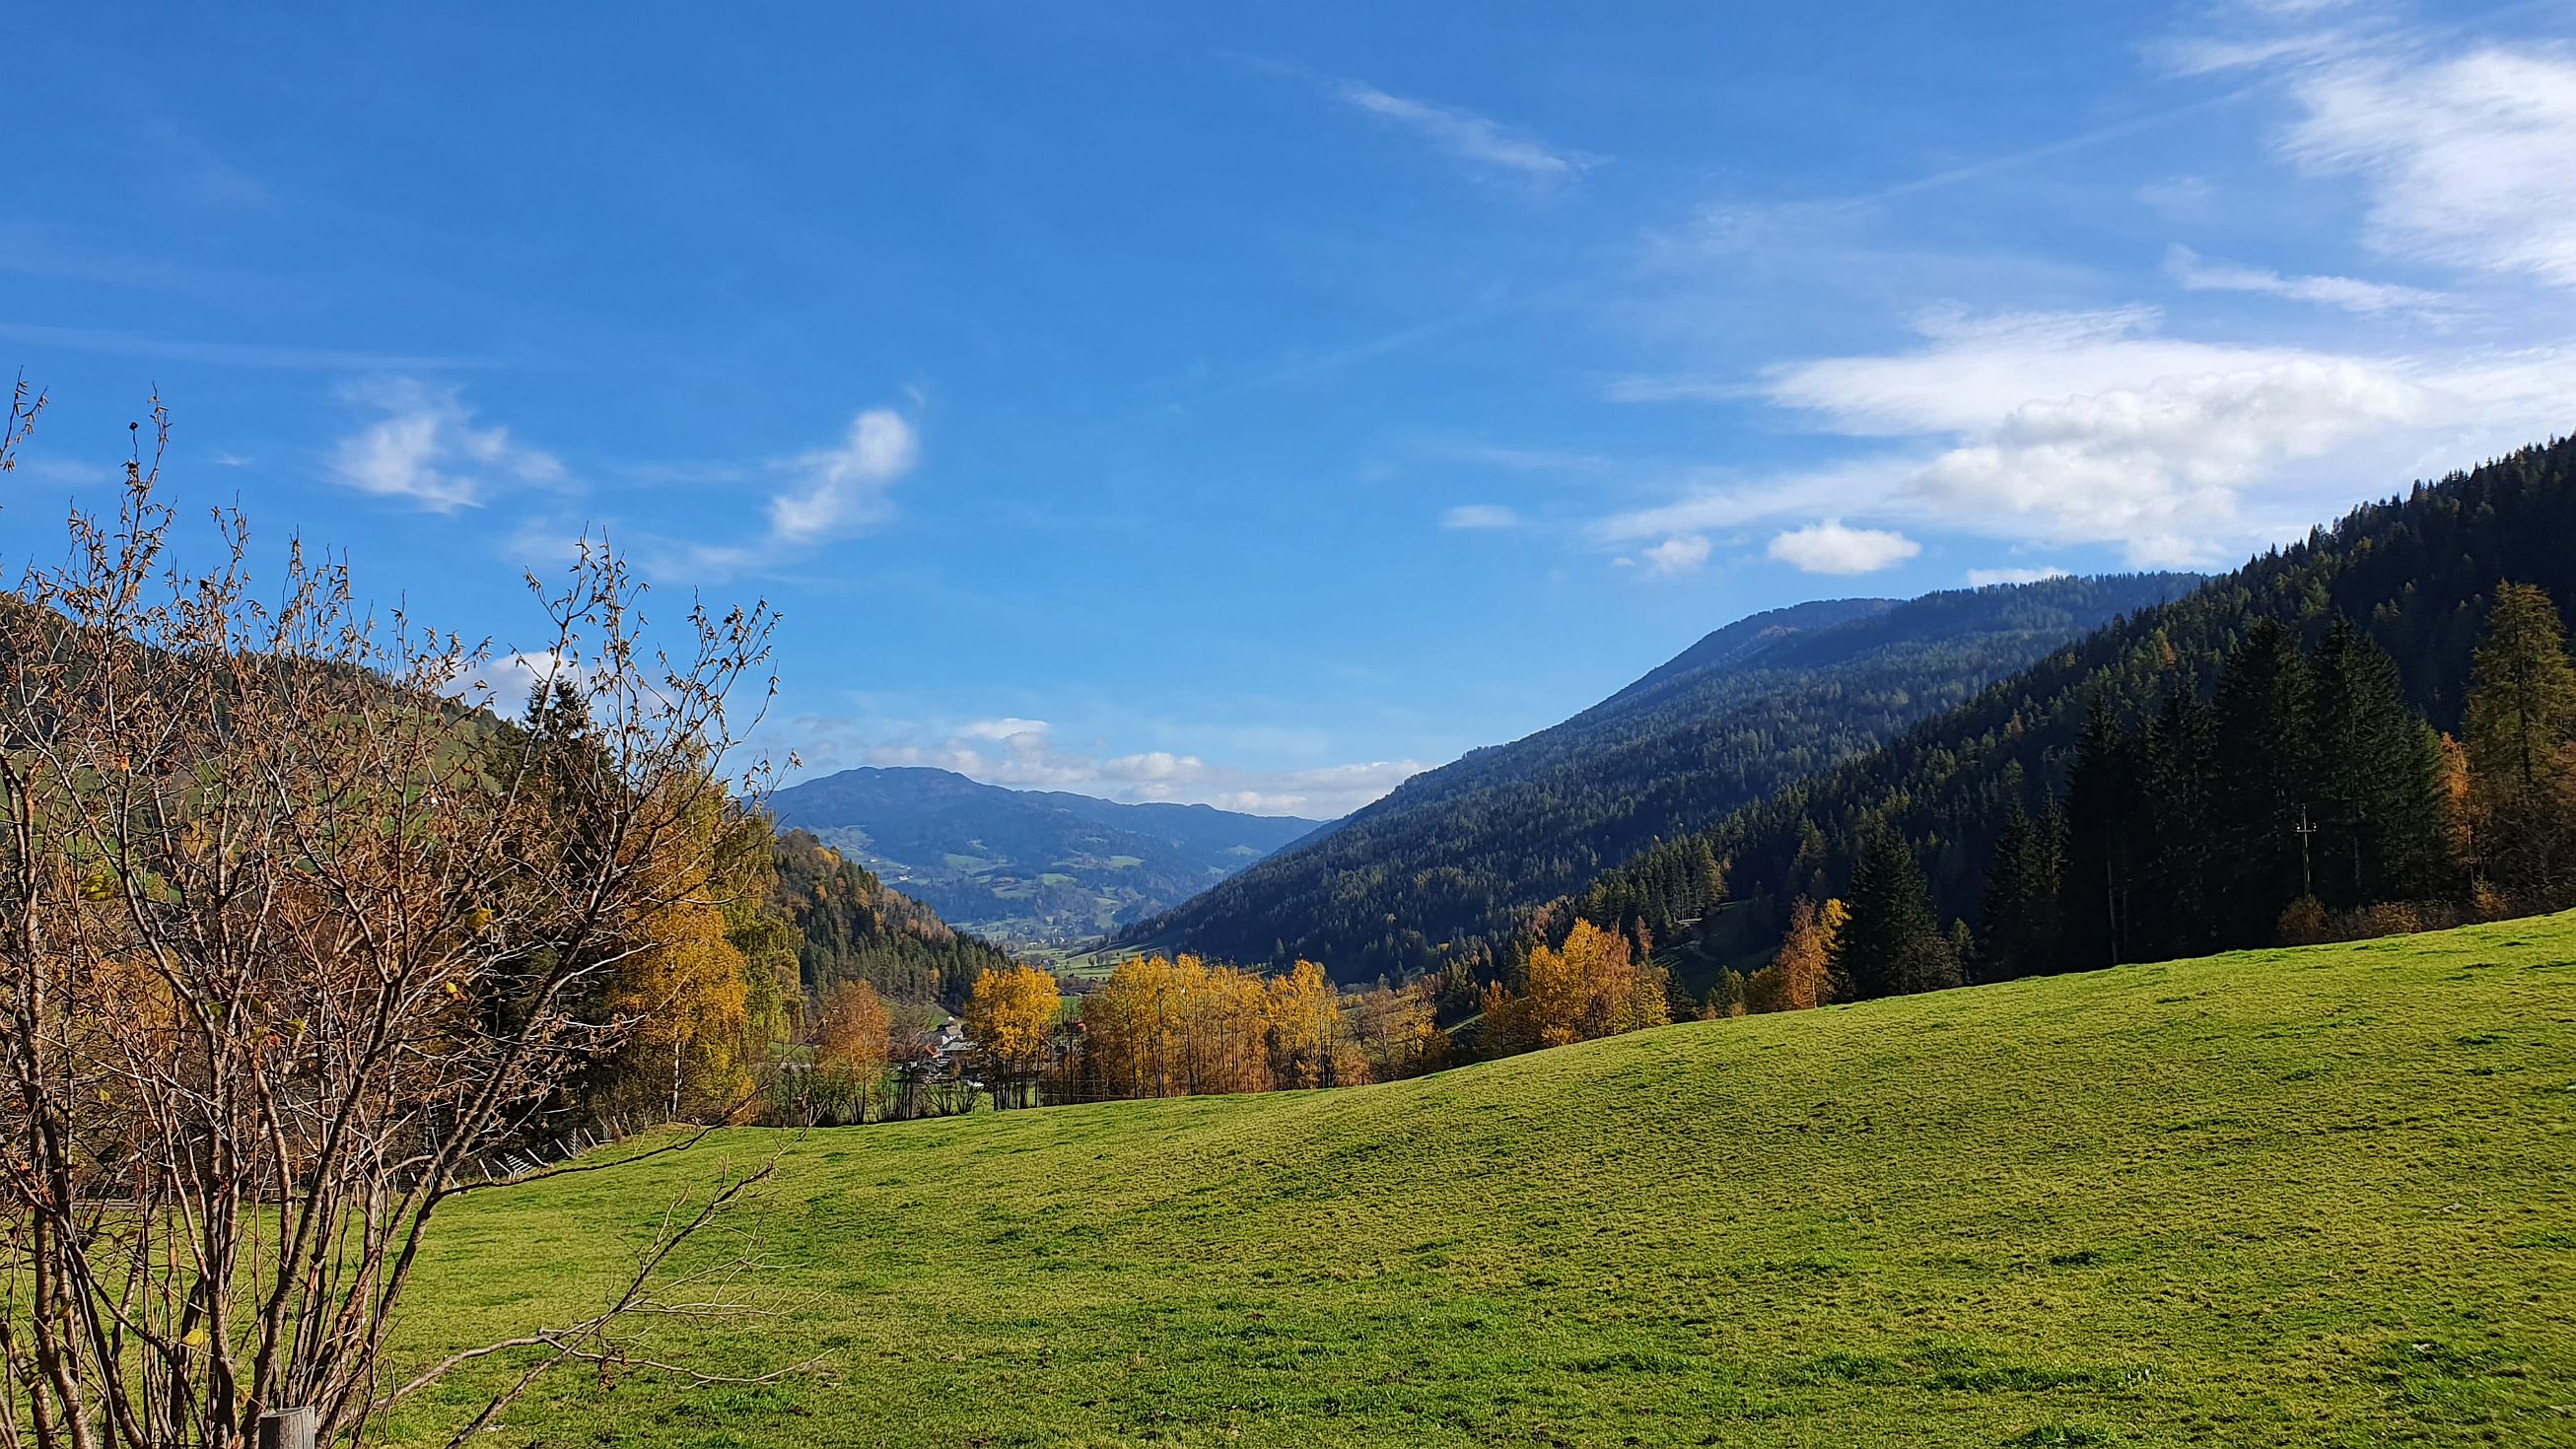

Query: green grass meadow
[388,915,2576,1446]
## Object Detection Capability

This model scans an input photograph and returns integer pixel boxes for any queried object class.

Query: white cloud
[1328,80,1602,183]
[457,649,578,715]
[327,379,565,514]
[1966,565,2069,587]
[1762,306,2316,436]
[1591,455,1908,543]
[1595,307,2576,569]
[846,717,1427,818]
[1440,503,1520,530]
[2137,173,2216,217]
[1903,347,2426,565]
[1768,520,1921,575]
[2164,243,2444,315]
[1637,534,1711,577]
[767,408,919,544]
[957,717,1050,742]
[2281,45,2576,288]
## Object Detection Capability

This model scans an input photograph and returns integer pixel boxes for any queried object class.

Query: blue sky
[7,1,2575,816]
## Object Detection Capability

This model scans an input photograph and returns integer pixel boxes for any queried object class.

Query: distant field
[387,915,2576,1446]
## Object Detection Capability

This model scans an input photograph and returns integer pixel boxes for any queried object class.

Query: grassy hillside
[389,914,2576,1446]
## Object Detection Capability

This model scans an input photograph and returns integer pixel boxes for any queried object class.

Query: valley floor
[388,914,2576,1446]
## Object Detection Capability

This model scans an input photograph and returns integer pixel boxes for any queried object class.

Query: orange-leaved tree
[807,979,893,1124]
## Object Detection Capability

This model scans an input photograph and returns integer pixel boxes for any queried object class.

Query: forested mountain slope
[1127,575,2194,981]
[767,766,1320,948]
[1583,437,2576,987]
[767,828,1021,1009]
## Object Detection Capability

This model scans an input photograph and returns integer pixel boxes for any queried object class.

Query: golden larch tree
[963,964,1063,1107]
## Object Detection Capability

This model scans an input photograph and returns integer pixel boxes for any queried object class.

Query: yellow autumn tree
[1487,919,1670,1054]
[1747,896,1839,1013]
[1075,953,1307,1099]
[1264,959,1361,1088]
[964,964,1063,1107]
[575,745,802,1124]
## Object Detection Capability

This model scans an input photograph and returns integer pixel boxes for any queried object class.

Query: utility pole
[2294,803,2317,900]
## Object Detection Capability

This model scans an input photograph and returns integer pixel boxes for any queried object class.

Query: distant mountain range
[764,766,1324,949]
[1121,573,2199,981]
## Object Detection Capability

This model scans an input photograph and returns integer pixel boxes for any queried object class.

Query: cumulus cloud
[2164,243,2444,315]
[1768,520,1921,575]
[453,649,579,715]
[1636,534,1711,577]
[327,379,566,513]
[766,408,919,544]
[831,716,1428,818]
[1440,503,1520,530]
[1328,80,1603,183]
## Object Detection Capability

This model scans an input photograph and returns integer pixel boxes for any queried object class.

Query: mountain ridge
[1123,571,2199,980]
[1575,436,2576,991]
[766,765,1323,950]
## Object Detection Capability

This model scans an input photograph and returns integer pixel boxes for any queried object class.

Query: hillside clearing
[389,914,2576,1446]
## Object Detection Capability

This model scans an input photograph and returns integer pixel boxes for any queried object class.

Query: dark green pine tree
[2309,616,2455,905]
[1976,797,2062,981]
[2136,689,2220,960]
[2210,620,2319,940]
[1834,826,1959,998]
[2058,694,2143,969]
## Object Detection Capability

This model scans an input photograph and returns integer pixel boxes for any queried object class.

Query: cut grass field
[389,914,2576,1446]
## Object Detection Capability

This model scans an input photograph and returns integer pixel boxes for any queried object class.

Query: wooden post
[258,1407,316,1449]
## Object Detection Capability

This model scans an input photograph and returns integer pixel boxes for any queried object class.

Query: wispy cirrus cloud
[1440,503,1520,530]
[2164,243,2445,315]
[327,379,566,514]
[1597,307,2576,569]
[765,408,920,544]
[2280,44,2576,289]
[1325,78,1603,186]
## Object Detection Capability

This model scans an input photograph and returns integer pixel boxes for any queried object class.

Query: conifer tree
[2211,620,2319,938]
[1833,828,1956,998]
[2465,582,2576,897]
[1976,799,2062,980]
[2309,617,2455,905]
[2136,689,2219,960]
[2059,695,2141,968]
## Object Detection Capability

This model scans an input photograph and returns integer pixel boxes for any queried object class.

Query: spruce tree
[2138,690,2220,959]
[1977,799,2062,980]
[1834,827,1954,998]
[2059,695,2141,968]
[2211,620,2319,940]
[2310,617,2454,905]
[2465,582,2576,897]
